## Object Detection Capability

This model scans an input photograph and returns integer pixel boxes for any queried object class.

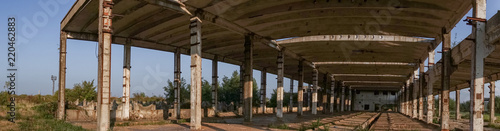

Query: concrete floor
[71,112,455,131]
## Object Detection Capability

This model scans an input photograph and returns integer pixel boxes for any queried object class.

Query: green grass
[115,120,170,127]
[486,123,500,129]
[17,102,88,131]
[268,123,289,130]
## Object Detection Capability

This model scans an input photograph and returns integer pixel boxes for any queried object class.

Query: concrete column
[312,68,318,114]
[289,78,294,112]
[490,81,496,123]
[456,89,460,120]
[336,84,340,112]
[189,16,202,130]
[212,55,218,115]
[308,83,312,111]
[122,39,131,120]
[419,62,424,120]
[173,48,181,119]
[441,29,451,130]
[297,61,304,116]
[412,70,418,119]
[174,49,182,116]
[322,74,327,114]
[351,89,355,111]
[401,88,405,114]
[97,0,113,130]
[438,91,442,117]
[276,50,284,118]
[261,68,267,114]
[330,77,335,113]
[243,34,253,122]
[341,83,345,112]
[239,65,244,115]
[427,50,435,123]
[57,31,67,120]
[348,87,352,111]
[406,80,410,115]
[470,0,486,130]
[322,90,327,114]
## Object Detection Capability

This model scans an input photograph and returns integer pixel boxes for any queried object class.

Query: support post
[470,0,486,130]
[490,81,496,123]
[456,89,461,120]
[307,82,312,111]
[438,91,442,117]
[57,31,67,120]
[401,87,405,114]
[413,70,418,119]
[276,50,285,118]
[441,29,451,130]
[97,0,113,130]
[297,61,304,116]
[261,68,267,114]
[419,62,424,120]
[212,55,218,115]
[341,83,345,112]
[289,78,294,113]
[348,87,352,111]
[189,16,202,130]
[322,74,328,114]
[312,68,318,114]
[330,76,335,113]
[406,80,410,115]
[174,48,181,119]
[122,39,131,120]
[239,65,244,115]
[427,50,435,123]
[243,34,253,122]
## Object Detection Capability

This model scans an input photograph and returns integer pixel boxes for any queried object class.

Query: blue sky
[0,1,499,102]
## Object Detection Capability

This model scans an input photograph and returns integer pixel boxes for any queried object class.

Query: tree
[164,78,190,105]
[60,80,97,102]
[269,89,297,107]
[218,71,261,107]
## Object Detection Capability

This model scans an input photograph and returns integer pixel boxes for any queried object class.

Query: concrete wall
[66,100,315,121]
[353,90,397,111]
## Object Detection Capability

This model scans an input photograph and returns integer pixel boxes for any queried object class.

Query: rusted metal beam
[97,0,113,130]
[441,29,451,131]
[122,39,131,121]
[243,34,253,123]
[189,16,202,130]
[57,31,67,120]
[276,50,285,118]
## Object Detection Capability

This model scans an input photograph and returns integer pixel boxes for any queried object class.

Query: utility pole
[51,75,57,95]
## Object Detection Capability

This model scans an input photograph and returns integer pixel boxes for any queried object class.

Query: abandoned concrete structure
[58,0,500,130]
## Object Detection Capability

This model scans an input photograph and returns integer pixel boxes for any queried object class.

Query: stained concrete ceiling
[61,0,473,90]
